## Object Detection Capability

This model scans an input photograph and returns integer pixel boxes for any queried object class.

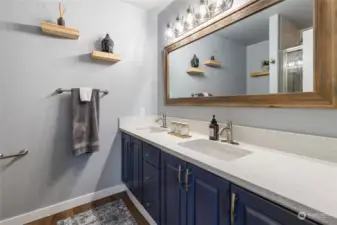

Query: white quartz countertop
[120,121,337,225]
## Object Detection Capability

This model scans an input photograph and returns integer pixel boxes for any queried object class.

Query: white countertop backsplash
[119,116,337,225]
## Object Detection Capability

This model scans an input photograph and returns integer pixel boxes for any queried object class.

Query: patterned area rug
[57,199,138,225]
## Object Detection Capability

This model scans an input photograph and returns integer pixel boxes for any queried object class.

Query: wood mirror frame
[164,0,337,108]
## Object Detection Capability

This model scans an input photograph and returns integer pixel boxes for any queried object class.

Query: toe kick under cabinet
[121,132,322,225]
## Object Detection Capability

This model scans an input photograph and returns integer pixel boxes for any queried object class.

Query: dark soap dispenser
[209,115,219,141]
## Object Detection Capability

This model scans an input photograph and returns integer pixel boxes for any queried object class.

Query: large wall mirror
[164,0,336,108]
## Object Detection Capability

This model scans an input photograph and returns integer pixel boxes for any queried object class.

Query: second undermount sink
[179,139,252,162]
[136,126,168,133]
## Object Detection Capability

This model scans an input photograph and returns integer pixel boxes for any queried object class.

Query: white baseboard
[126,190,157,225]
[0,184,127,225]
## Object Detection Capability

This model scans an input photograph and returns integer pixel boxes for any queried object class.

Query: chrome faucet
[155,113,168,128]
[218,120,239,145]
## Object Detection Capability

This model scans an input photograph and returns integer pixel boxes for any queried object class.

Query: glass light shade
[184,6,196,31]
[198,0,210,23]
[174,16,184,37]
[165,24,174,41]
[215,0,227,14]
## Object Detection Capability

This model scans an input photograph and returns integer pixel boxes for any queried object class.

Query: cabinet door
[232,185,320,225]
[121,133,131,188]
[187,164,230,225]
[130,137,143,203]
[161,152,187,225]
[143,160,160,224]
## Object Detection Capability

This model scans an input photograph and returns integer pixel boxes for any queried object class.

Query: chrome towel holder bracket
[0,149,28,160]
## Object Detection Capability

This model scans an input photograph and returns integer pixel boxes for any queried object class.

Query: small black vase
[57,17,65,26]
[102,34,114,53]
[191,54,199,68]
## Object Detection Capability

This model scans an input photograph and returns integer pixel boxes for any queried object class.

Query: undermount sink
[136,126,167,133]
[179,139,252,162]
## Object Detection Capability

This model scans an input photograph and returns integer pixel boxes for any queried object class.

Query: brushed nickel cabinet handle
[145,176,152,181]
[231,193,238,225]
[185,168,191,192]
[145,202,152,208]
[178,165,182,183]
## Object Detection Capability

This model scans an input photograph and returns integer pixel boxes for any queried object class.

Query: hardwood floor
[26,191,149,225]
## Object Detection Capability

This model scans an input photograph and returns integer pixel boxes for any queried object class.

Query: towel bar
[55,88,109,95]
[0,149,28,160]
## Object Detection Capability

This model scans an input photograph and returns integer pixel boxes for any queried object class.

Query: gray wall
[169,34,246,98]
[158,0,337,138]
[0,0,157,221]
[246,40,270,95]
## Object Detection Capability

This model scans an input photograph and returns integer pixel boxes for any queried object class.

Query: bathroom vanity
[119,0,337,224]
[119,117,337,225]
[121,131,321,225]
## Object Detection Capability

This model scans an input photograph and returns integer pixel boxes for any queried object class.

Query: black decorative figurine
[211,56,215,60]
[191,54,199,68]
[57,2,66,26]
[57,17,65,26]
[102,34,114,53]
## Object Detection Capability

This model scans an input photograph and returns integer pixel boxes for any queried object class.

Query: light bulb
[184,6,196,31]
[198,0,210,23]
[165,24,174,41]
[174,15,184,37]
[215,0,226,14]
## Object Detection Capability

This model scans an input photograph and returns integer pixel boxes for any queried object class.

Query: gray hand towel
[71,88,100,156]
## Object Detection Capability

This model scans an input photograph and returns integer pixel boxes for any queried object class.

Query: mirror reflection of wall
[169,34,247,98]
[168,0,314,99]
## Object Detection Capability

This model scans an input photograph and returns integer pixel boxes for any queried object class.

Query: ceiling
[215,0,314,46]
[121,0,175,10]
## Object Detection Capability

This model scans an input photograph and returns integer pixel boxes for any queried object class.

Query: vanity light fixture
[198,0,210,23]
[184,6,196,32]
[174,15,184,37]
[164,0,233,42]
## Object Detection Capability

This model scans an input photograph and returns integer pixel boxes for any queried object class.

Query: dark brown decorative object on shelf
[57,17,65,26]
[102,34,114,53]
[191,54,200,68]
[57,2,66,26]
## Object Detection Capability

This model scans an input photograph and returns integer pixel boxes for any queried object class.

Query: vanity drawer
[143,161,160,223]
[143,142,161,168]
[131,136,142,146]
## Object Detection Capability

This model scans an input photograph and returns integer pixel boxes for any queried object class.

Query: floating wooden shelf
[91,51,121,63]
[251,71,269,77]
[40,22,79,39]
[204,60,222,67]
[186,68,204,74]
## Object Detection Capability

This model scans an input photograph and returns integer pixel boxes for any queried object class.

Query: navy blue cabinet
[122,132,322,225]
[161,152,187,225]
[142,142,161,224]
[121,133,131,189]
[187,164,231,225]
[232,185,320,225]
[143,160,160,223]
[130,137,143,202]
